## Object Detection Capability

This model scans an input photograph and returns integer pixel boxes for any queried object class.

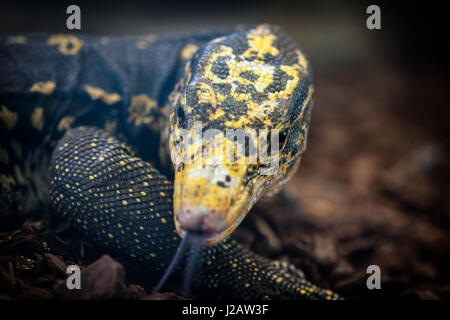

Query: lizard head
[169,24,313,246]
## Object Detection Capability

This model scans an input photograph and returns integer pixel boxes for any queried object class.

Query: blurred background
[0,0,449,299]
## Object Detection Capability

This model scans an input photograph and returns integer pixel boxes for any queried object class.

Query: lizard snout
[177,204,226,234]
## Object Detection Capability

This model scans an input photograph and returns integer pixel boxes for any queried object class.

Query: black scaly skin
[0,28,339,299]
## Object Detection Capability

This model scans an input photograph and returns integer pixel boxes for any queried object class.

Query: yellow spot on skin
[122,200,128,205]
[119,160,126,166]
[180,43,199,60]
[0,175,16,192]
[98,156,104,161]
[30,107,45,130]
[300,289,306,294]
[65,184,71,189]
[0,106,18,130]
[139,226,144,230]
[0,146,10,165]
[244,283,250,288]
[83,84,122,105]
[275,277,283,284]
[108,233,114,239]
[89,175,94,180]
[232,263,237,268]
[140,191,146,196]
[10,140,21,159]
[104,120,117,133]
[127,94,158,129]
[57,116,75,132]
[150,253,156,258]
[159,192,166,197]
[100,36,110,45]
[136,35,156,49]
[47,34,83,55]
[160,218,167,224]
[30,81,56,95]
[7,35,27,44]
[143,182,149,187]
[136,40,148,49]
[117,223,122,228]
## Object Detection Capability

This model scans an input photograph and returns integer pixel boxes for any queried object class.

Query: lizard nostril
[176,105,186,127]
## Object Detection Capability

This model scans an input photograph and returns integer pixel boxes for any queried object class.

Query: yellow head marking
[243,25,280,59]
[169,24,313,246]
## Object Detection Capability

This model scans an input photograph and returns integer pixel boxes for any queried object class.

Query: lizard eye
[176,105,186,128]
[279,129,288,147]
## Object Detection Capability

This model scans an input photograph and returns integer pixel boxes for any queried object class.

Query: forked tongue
[182,233,204,296]
[151,231,191,294]
[151,231,205,296]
